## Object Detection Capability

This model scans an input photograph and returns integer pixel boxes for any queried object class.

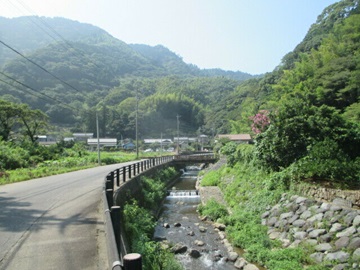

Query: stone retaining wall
[299,186,360,208]
[262,193,360,269]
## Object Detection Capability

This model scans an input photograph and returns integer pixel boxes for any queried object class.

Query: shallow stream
[154,168,236,269]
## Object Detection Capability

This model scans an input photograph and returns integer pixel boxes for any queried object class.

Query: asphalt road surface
[0,162,136,270]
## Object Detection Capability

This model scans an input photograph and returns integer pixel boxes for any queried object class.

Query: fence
[102,153,216,269]
[102,155,174,270]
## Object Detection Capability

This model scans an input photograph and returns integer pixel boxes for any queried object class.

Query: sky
[0,0,339,75]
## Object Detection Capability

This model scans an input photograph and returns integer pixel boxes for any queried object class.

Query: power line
[5,0,105,71]
[0,39,84,95]
[0,77,51,104]
[0,71,79,113]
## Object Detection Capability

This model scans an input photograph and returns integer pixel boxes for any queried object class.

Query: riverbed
[154,169,236,270]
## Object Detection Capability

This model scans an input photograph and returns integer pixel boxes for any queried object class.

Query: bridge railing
[172,152,216,161]
[102,155,174,269]
[102,152,216,269]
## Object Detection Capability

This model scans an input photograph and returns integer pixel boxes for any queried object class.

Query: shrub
[225,209,270,249]
[141,176,166,209]
[133,238,182,270]
[123,200,156,244]
[197,199,228,221]
[265,248,307,270]
[0,141,29,169]
[200,170,221,186]
[220,142,238,166]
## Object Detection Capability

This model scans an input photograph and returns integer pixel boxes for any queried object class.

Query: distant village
[36,133,252,152]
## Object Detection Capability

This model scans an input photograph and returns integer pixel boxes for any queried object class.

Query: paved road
[0,162,136,270]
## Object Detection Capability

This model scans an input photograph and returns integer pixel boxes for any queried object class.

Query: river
[154,167,236,270]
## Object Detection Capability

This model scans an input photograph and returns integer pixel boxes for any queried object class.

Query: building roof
[73,133,93,137]
[217,134,252,141]
[87,138,117,145]
[144,139,173,144]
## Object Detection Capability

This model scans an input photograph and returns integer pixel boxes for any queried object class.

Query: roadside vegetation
[122,167,183,270]
[199,144,328,269]
[0,138,169,185]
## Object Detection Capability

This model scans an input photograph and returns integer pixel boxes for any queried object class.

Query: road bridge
[171,152,217,164]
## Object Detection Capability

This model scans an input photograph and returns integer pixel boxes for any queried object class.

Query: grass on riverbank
[0,151,172,185]
[198,144,328,270]
[122,167,183,270]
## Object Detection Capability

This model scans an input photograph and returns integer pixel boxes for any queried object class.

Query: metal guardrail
[172,152,216,161]
[102,153,216,269]
[102,155,174,270]
[103,192,122,270]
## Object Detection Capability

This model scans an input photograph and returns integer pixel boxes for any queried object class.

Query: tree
[0,99,20,141]
[255,95,359,172]
[18,105,48,143]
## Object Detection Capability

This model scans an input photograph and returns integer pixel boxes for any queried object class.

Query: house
[122,142,136,150]
[87,138,117,150]
[173,137,198,146]
[217,134,252,144]
[36,135,57,146]
[73,133,93,142]
[143,139,173,145]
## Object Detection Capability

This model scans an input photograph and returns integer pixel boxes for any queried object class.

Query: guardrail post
[110,206,121,256]
[137,163,140,174]
[106,174,113,190]
[122,167,126,183]
[124,253,142,270]
[116,169,120,186]
[141,161,144,172]
[106,189,114,208]
[128,165,132,179]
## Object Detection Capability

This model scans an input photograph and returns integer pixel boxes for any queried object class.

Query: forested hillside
[0,16,253,139]
[197,2,359,268]
[217,0,359,185]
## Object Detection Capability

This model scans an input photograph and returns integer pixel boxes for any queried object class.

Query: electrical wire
[0,71,79,113]
[0,39,84,95]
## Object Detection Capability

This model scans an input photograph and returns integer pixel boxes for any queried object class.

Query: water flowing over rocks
[262,193,360,268]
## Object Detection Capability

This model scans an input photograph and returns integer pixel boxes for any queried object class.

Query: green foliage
[197,199,228,221]
[225,209,270,249]
[294,138,360,186]
[200,170,221,186]
[220,142,238,166]
[141,176,166,209]
[0,140,29,170]
[132,237,182,270]
[0,99,49,142]
[123,200,156,244]
[264,248,308,270]
[122,167,182,270]
[255,98,359,175]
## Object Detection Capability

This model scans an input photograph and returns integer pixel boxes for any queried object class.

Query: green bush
[197,199,228,221]
[224,209,271,250]
[133,238,182,270]
[141,176,166,209]
[0,141,29,169]
[244,244,270,265]
[266,260,303,270]
[123,200,156,244]
[220,142,238,166]
[200,170,221,186]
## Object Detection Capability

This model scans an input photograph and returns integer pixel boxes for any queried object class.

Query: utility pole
[160,132,163,157]
[136,89,139,159]
[96,111,101,165]
[176,114,180,154]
